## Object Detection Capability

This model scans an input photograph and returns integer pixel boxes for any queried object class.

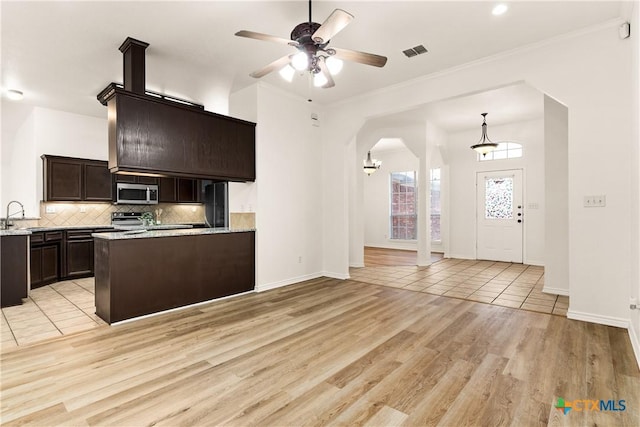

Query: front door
[476,169,523,263]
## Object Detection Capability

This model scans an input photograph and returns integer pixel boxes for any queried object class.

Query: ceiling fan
[235,0,387,88]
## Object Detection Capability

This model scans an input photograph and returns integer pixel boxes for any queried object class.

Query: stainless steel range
[111,212,144,227]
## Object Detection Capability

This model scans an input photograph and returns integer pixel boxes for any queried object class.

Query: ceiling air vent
[402,44,428,58]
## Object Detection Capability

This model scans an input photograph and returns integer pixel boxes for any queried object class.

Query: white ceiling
[1,1,624,123]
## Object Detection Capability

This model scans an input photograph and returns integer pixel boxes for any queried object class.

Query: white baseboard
[365,243,417,251]
[323,271,350,280]
[447,253,475,260]
[256,272,324,292]
[629,321,640,370]
[566,309,629,329]
[349,262,365,268]
[542,286,569,296]
[525,259,544,266]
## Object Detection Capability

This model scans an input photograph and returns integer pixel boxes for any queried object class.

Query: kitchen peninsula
[93,228,255,323]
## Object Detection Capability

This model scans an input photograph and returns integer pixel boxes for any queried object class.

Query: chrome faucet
[3,201,25,230]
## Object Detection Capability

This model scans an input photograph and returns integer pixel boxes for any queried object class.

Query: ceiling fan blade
[332,47,388,68]
[249,55,293,78]
[235,30,298,47]
[318,59,335,88]
[312,9,354,44]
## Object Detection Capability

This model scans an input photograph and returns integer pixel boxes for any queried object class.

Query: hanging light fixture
[363,151,382,175]
[470,113,498,156]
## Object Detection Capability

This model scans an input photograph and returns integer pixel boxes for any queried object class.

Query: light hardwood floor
[1,277,638,426]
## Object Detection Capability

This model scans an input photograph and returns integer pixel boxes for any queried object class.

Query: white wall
[239,83,324,290]
[628,1,640,366]
[1,104,107,217]
[544,96,569,295]
[322,22,635,329]
[447,118,545,265]
[364,146,418,250]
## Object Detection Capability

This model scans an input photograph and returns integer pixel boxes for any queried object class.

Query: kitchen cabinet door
[31,245,59,288]
[177,178,199,202]
[44,157,83,201]
[158,177,176,203]
[30,246,43,288]
[84,161,112,201]
[66,239,93,278]
[41,245,59,285]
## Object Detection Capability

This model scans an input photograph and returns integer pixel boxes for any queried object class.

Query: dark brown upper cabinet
[84,160,113,201]
[113,174,158,185]
[43,155,112,202]
[158,177,200,203]
[103,89,255,182]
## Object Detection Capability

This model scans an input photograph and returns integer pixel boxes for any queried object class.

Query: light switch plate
[584,195,606,207]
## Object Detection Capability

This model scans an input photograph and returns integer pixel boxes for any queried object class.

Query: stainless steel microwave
[116,183,159,205]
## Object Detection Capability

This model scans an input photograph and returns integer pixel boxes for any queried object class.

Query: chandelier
[363,151,382,175]
[470,113,498,156]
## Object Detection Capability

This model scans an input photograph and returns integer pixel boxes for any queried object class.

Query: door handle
[517,219,522,223]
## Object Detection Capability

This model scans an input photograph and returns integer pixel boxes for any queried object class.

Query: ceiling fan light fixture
[313,72,328,88]
[325,56,343,75]
[470,113,499,157]
[279,64,296,82]
[291,51,309,71]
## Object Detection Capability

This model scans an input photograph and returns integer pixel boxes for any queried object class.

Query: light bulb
[313,73,328,88]
[291,51,308,71]
[279,64,295,82]
[325,56,343,75]
[492,4,508,15]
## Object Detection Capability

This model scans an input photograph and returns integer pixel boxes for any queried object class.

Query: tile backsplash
[38,202,205,227]
[5,203,256,229]
[230,213,255,230]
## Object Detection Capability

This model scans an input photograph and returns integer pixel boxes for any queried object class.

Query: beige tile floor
[350,258,569,316]
[1,277,106,352]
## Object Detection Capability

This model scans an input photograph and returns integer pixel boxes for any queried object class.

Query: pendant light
[363,151,381,175]
[470,113,498,156]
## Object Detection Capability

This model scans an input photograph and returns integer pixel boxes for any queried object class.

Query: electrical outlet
[80,206,87,213]
[45,205,56,214]
[298,256,302,264]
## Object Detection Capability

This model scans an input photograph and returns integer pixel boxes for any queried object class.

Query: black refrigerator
[201,180,228,228]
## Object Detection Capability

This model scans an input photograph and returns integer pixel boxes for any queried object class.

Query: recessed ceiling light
[6,89,24,101]
[492,4,508,16]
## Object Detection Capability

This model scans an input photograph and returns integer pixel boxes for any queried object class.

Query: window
[390,171,417,240]
[430,168,441,241]
[478,142,523,161]
[484,177,514,219]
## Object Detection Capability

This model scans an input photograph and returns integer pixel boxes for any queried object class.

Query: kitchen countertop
[93,228,256,240]
[0,229,32,236]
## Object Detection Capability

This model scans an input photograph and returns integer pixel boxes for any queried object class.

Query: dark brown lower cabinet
[95,231,255,324]
[30,245,60,289]
[1,235,29,307]
[66,239,94,278]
